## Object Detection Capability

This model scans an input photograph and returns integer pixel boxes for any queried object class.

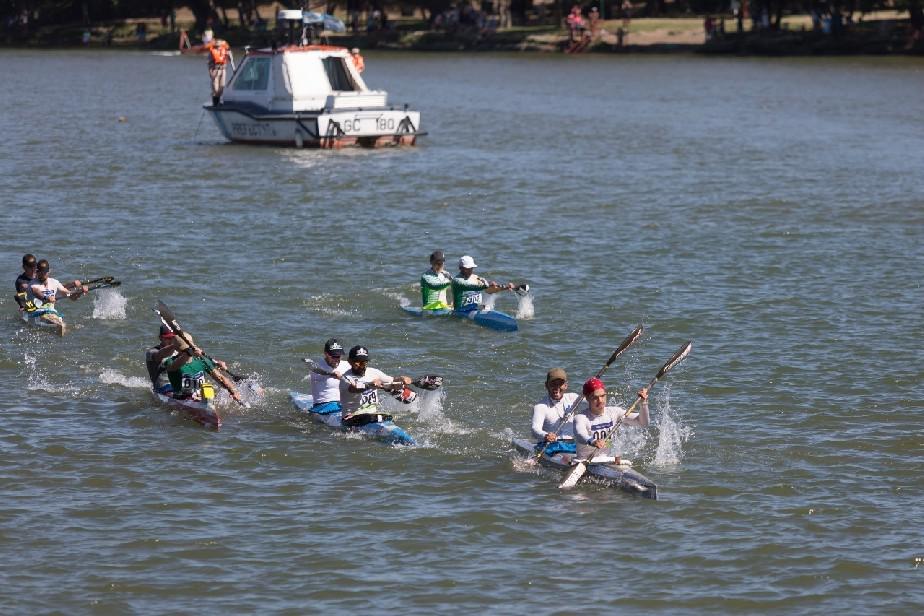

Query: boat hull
[289,391,416,446]
[21,309,65,334]
[151,390,222,429]
[402,305,518,332]
[511,437,658,499]
[207,105,422,148]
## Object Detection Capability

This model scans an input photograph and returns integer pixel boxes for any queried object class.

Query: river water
[1,49,922,613]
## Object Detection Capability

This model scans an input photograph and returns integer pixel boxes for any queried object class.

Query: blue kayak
[402,305,518,332]
[289,391,416,446]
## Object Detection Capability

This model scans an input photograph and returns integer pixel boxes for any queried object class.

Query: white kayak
[151,389,222,429]
[511,437,658,499]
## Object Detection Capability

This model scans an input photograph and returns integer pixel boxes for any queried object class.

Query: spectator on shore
[565,5,586,44]
[589,6,601,39]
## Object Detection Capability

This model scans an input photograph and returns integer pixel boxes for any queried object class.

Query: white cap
[459,255,477,269]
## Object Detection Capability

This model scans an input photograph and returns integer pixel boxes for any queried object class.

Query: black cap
[324,338,344,356]
[430,250,445,263]
[348,345,369,361]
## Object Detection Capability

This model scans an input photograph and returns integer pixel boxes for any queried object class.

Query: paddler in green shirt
[420,250,452,311]
[164,334,243,404]
[451,255,514,314]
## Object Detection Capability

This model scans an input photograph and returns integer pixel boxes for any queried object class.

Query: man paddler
[206,37,231,106]
[162,333,243,404]
[339,345,411,421]
[14,253,38,311]
[420,250,452,311]
[309,338,351,414]
[574,377,649,463]
[27,259,88,335]
[451,255,514,315]
[531,368,579,455]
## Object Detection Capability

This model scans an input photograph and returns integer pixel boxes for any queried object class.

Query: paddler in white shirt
[27,259,88,335]
[339,345,411,421]
[532,368,579,455]
[309,338,351,414]
[574,377,649,463]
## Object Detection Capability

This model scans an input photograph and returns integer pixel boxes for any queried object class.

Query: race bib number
[181,371,206,395]
[359,388,379,409]
[460,291,482,308]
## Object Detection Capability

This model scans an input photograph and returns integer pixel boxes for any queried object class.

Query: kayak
[510,437,658,499]
[401,305,518,332]
[21,308,66,334]
[289,391,416,446]
[151,389,222,429]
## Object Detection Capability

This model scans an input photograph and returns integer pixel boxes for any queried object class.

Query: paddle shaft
[535,325,644,460]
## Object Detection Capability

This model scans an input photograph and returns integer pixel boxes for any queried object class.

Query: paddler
[309,338,351,414]
[420,250,452,311]
[531,368,579,454]
[574,377,649,463]
[146,325,180,395]
[205,37,231,106]
[27,259,88,335]
[14,253,37,311]
[339,345,411,421]
[163,333,243,404]
[450,255,514,315]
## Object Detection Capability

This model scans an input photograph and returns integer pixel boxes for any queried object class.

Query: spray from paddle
[652,387,692,466]
[93,289,128,319]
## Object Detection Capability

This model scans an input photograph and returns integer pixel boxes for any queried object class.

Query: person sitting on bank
[532,368,580,455]
[206,37,231,106]
[420,250,452,311]
[451,255,513,315]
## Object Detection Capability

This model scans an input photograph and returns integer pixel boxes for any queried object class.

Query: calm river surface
[1,49,922,613]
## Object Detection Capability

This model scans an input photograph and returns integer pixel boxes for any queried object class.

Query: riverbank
[2,11,921,56]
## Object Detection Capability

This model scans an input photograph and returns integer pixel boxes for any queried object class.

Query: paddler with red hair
[573,377,649,463]
[205,37,231,106]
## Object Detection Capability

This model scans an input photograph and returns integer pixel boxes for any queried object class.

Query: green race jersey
[451,274,487,313]
[165,355,217,397]
[420,269,452,310]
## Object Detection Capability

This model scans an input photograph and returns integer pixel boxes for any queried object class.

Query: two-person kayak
[401,305,518,332]
[289,391,416,446]
[511,437,658,499]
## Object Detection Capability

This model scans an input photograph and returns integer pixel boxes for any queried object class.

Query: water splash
[652,388,693,466]
[99,368,150,389]
[482,293,497,311]
[92,289,127,320]
[516,292,535,320]
[23,352,71,393]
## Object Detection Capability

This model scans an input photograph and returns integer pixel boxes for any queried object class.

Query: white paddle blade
[559,462,587,489]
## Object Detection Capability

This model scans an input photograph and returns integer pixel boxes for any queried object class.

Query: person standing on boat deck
[309,338,351,414]
[339,346,411,420]
[574,377,649,463]
[146,325,180,395]
[532,368,580,453]
[205,38,231,106]
[14,253,37,311]
[163,334,243,404]
[420,250,452,311]
[451,255,513,314]
[350,47,365,73]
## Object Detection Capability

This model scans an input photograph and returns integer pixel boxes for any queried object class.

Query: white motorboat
[206,10,423,148]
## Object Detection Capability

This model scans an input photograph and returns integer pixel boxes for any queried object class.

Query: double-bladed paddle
[153,300,249,407]
[303,358,442,404]
[534,324,644,461]
[558,340,693,489]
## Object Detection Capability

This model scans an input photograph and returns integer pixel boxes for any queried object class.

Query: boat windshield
[322,57,359,92]
[232,57,271,90]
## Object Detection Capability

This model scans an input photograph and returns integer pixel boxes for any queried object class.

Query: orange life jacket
[209,41,229,65]
[352,53,365,73]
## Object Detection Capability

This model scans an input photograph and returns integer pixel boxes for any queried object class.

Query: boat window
[322,57,358,92]
[232,57,271,91]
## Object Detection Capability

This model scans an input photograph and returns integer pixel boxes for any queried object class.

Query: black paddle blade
[87,280,121,291]
[83,276,115,285]
[392,387,417,404]
[413,375,443,390]
[514,284,530,296]
[657,341,693,379]
[154,300,182,333]
[342,412,394,427]
[601,324,644,372]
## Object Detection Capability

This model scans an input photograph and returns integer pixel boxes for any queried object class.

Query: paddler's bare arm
[210,368,242,402]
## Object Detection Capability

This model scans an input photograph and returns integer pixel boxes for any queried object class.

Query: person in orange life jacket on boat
[309,338,351,414]
[339,346,411,420]
[350,47,365,73]
[450,255,513,314]
[573,377,649,464]
[206,38,231,106]
[532,368,580,456]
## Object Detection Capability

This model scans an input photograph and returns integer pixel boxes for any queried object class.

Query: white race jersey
[531,392,579,440]
[310,357,350,404]
[339,367,392,415]
[30,277,68,305]
[573,402,649,445]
